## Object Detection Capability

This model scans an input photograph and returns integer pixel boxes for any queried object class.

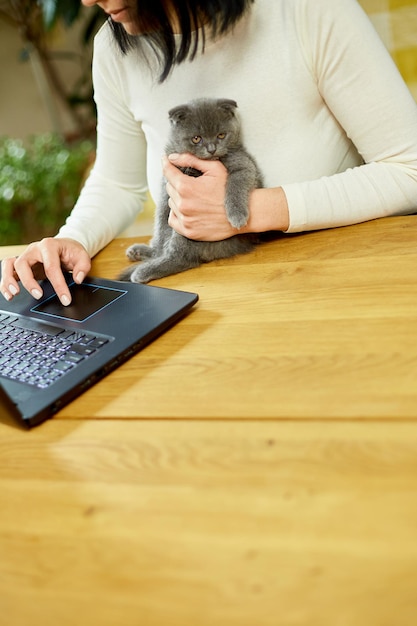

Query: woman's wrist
[243,187,289,234]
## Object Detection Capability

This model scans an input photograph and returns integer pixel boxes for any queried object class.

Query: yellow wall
[360,0,417,100]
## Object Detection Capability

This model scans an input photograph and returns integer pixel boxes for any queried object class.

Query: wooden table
[1,216,417,625]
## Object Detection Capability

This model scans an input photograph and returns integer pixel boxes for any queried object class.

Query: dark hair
[108,0,254,82]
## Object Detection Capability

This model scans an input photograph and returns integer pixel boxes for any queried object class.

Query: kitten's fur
[119,97,264,283]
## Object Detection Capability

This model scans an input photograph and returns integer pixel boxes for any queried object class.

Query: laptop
[0,270,198,428]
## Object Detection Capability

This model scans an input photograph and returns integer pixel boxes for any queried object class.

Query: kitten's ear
[168,105,191,125]
[218,99,238,117]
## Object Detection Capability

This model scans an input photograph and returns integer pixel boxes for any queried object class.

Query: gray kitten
[118,97,264,283]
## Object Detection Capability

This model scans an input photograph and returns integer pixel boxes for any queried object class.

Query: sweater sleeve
[283,0,417,233]
[56,25,148,257]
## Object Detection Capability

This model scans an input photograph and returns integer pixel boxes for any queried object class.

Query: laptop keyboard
[0,312,109,389]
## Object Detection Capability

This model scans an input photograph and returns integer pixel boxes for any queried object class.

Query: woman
[1,0,417,305]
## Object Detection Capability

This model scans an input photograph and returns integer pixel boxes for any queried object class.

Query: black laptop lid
[0,270,198,428]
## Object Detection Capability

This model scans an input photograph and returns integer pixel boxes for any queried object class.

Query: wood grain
[2,216,417,626]
[1,420,417,626]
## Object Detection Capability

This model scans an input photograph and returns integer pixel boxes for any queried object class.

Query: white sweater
[58,0,417,257]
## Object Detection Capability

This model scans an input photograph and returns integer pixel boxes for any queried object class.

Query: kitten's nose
[207,143,216,155]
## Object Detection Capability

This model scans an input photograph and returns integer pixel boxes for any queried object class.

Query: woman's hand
[0,237,91,306]
[163,153,239,241]
[163,153,290,240]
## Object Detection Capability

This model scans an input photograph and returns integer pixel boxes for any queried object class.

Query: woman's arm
[164,154,289,239]
[283,0,417,232]
[56,24,149,258]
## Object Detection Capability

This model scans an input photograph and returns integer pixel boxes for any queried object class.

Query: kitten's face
[168,98,241,159]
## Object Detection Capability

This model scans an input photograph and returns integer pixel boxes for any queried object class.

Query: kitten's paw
[117,265,136,282]
[117,264,151,284]
[129,265,154,284]
[126,243,153,261]
[227,210,249,230]
[225,199,249,230]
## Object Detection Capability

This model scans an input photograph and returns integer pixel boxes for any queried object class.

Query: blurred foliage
[0,134,94,245]
[0,3,103,243]
[0,1,105,139]
[40,0,85,30]
[37,0,105,47]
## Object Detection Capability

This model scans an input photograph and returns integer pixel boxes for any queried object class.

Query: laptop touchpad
[31,283,127,322]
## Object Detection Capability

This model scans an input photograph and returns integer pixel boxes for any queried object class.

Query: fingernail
[8,284,18,296]
[3,291,11,301]
[60,294,71,306]
[168,153,179,161]
[31,289,42,300]
[75,271,85,284]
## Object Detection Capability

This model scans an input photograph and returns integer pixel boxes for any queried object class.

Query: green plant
[0,133,94,245]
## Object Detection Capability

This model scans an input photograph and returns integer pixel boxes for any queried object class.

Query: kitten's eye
[217,133,226,140]
[192,136,202,145]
